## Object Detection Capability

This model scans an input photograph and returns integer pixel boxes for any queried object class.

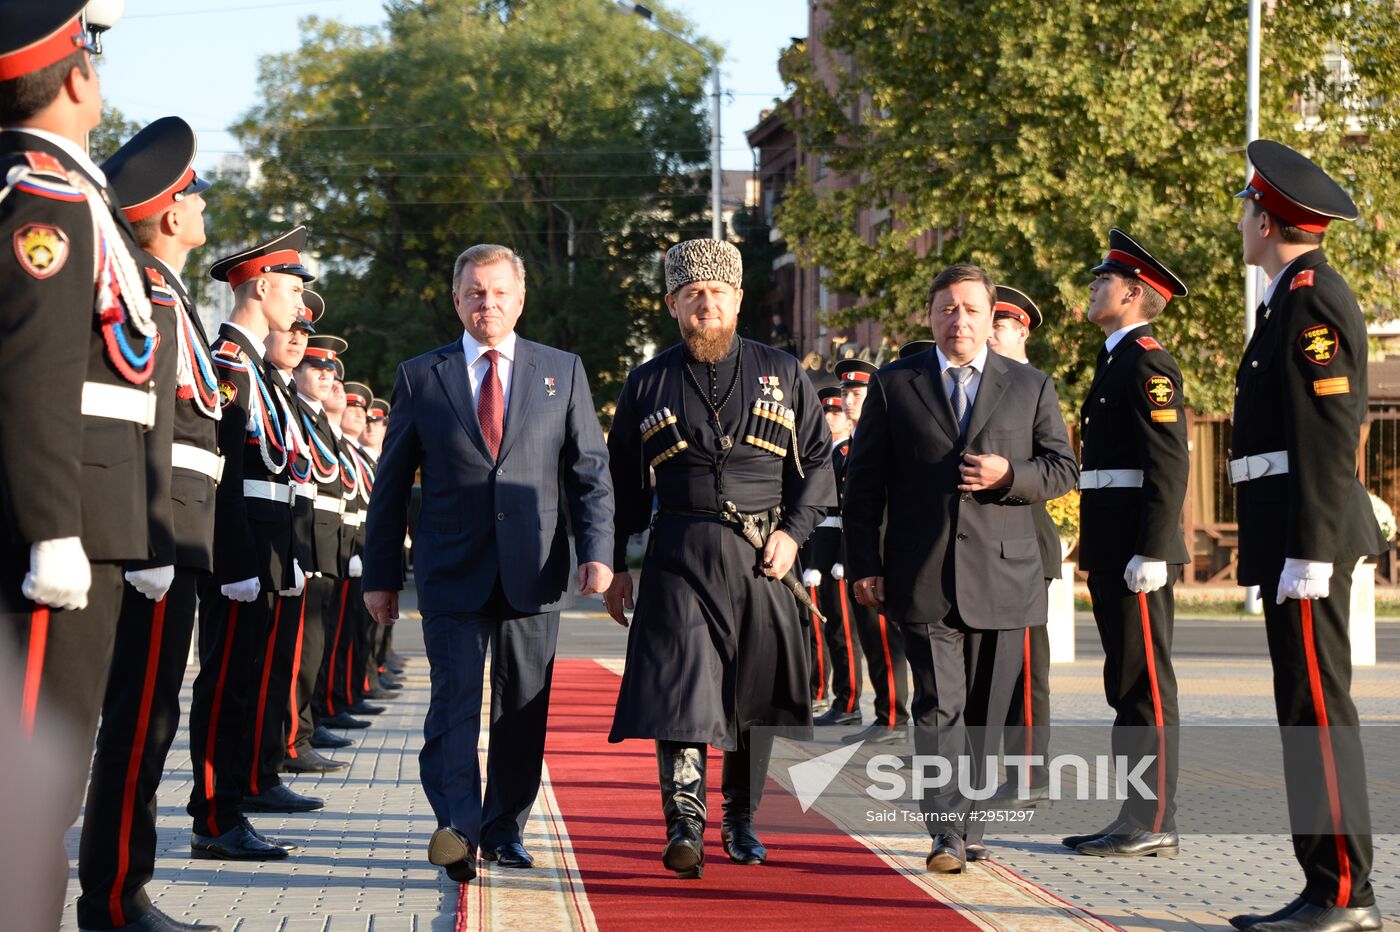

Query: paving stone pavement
[59,591,1399,930]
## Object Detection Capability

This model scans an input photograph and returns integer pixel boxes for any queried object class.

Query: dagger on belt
[721,501,826,622]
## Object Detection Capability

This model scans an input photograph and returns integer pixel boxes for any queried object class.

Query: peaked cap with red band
[367,399,391,421]
[1091,228,1188,302]
[1236,139,1358,234]
[209,226,316,290]
[342,382,373,409]
[898,339,935,360]
[818,385,844,412]
[834,357,878,389]
[0,1,89,82]
[295,290,325,332]
[102,116,213,223]
[301,334,347,369]
[994,285,1043,330]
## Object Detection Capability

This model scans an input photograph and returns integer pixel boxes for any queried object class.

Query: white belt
[817,516,843,529]
[243,479,294,505]
[82,382,156,428]
[295,482,317,499]
[1229,450,1289,485]
[343,511,363,527]
[1079,468,1145,490]
[171,443,223,482]
[315,494,346,514]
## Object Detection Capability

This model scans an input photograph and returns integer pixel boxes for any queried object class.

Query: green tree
[90,103,140,163]
[777,0,1400,414]
[206,0,716,404]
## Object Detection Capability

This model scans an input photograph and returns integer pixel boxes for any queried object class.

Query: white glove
[125,565,175,602]
[831,562,845,581]
[279,560,306,597]
[220,576,261,602]
[23,538,91,611]
[1276,558,1333,604]
[348,555,363,578]
[802,568,822,587]
[1124,555,1168,594]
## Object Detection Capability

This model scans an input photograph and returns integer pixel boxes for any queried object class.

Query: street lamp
[615,1,724,241]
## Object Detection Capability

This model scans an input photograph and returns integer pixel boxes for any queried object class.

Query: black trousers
[245,592,305,796]
[1261,569,1374,909]
[346,577,372,704]
[2,561,122,930]
[803,580,829,705]
[78,568,200,929]
[853,600,909,727]
[316,576,356,717]
[1004,583,1053,787]
[816,575,862,715]
[1087,571,1180,832]
[187,584,273,836]
[290,575,334,757]
[902,610,1023,844]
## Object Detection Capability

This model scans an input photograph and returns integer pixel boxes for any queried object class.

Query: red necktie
[478,348,503,459]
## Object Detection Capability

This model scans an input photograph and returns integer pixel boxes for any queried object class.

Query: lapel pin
[544,376,557,396]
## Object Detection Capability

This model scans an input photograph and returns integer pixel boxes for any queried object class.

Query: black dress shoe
[926,833,965,873]
[1233,898,1307,930]
[84,905,224,931]
[241,816,298,852]
[345,701,385,716]
[1075,827,1178,858]
[363,686,395,700]
[310,725,353,750]
[1061,819,1128,849]
[281,748,348,774]
[990,781,1051,808]
[813,707,861,727]
[483,841,534,868]
[428,827,477,883]
[320,712,371,729]
[721,819,768,865]
[662,817,705,879]
[841,722,906,745]
[965,843,991,861]
[241,783,324,813]
[1252,903,1383,932]
[379,674,404,690]
[191,824,289,861]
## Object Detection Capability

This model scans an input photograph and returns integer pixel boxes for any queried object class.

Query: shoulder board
[1136,336,1163,352]
[1290,270,1316,291]
[22,152,67,179]
[213,339,242,357]
[144,266,167,288]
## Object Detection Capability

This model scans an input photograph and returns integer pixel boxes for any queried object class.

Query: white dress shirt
[2,126,108,186]
[461,329,517,413]
[934,343,990,409]
[1103,320,1151,355]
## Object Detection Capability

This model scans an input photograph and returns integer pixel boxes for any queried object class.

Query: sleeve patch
[1136,336,1163,352]
[218,381,238,407]
[1297,324,1340,366]
[1313,376,1350,396]
[1150,409,1179,423]
[1144,374,1175,406]
[12,223,69,279]
[1290,269,1316,291]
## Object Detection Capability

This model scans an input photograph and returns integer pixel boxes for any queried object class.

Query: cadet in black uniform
[804,387,863,725]
[76,116,228,932]
[604,239,835,878]
[1227,141,1384,932]
[834,357,909,746]
[360,398,400,691]
[339,383,385,707]
[1063,230,1189,860]
[0,9,163,925]
[187,228,314,860]
[985,287,1061,808]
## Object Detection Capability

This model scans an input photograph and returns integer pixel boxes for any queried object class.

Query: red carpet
[539,659,977,930]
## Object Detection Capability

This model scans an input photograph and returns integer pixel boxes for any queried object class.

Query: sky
[98,0,808,173]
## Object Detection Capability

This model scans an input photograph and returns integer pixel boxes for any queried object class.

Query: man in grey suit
[363,244,614,883]
[844,263,1077,873]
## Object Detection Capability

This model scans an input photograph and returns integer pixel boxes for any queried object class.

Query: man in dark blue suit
[362,244,614,883]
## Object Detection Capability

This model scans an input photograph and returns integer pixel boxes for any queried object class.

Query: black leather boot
[656,740,707,879]
[720,731,772,865]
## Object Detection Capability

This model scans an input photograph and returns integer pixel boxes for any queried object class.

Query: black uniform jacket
[210,323,295,590]
[1232,250,1384,583]
[1077,324,1190,572]
[0,132,160,603]
[293,395,345,577]
[270,371,317,574]
[844,347,1078,630]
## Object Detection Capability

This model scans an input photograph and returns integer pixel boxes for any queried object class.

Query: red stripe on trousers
[837,579,857,713]
[109,595,167,926]
[1300,598,1353,908]
[202,602,240,837]
[325,579,352,716]
[808,586,825,701]
[1136,592,1167,833]
[1023,628,1034,759]
[20,607,50,735]
[248,597,284,795]
[344,637,356,708]
[877,614,897,728]
[285,597,307,758]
